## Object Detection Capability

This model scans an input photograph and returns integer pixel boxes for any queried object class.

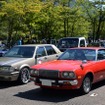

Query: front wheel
[80,76,92,94]
[18,67,30,84]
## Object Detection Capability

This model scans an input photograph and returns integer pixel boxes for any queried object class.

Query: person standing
[41,38,47,44]
[17,37,24,45]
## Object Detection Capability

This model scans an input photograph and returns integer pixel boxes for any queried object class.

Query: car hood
[0,57,28,66]
[31,60,92,71]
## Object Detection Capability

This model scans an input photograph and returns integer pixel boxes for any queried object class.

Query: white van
[57,37,87,52]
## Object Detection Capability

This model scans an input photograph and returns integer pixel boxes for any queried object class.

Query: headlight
[30,69,39,76]
[0,66,15,72]
[2,67,10,71]
[61,71,76,79]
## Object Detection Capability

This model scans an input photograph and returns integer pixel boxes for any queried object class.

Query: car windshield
[4,46,35,58]
[58,49,96,61]
[58,38,79,48]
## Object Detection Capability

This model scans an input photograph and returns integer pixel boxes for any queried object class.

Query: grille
[39,69,59,78]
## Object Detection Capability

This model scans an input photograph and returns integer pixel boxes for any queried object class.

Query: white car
[0,44,62,84]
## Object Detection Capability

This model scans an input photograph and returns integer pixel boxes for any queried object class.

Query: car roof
[15,44,54,47]
[59,37,85,40]
[69,47,105,50]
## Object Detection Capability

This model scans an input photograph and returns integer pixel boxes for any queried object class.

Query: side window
[36,47,46,57]
[80,40,85,47]
[45,46,57,55]
[97,49,105,60]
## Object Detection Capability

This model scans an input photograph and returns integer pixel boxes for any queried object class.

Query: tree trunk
[7,19,13,48]
[92,18,96,42]
[67,18,69,36]
[64,18,67,37]
[95,17,102,40]
[95,9,103,40]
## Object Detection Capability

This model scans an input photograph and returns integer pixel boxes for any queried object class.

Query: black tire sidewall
[18,67,30,84]
[81,76,92,94]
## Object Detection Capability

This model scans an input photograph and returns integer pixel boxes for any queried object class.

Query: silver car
[0,44,62,84]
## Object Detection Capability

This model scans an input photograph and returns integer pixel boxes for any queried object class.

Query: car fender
[19,64,30,71]
[77,68,94,88]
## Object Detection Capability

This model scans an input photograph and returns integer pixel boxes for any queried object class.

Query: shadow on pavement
[0,81,24,89]
[14,88,83,103]
[92,80,105,90]
[0,80,105,103]
[14,80,105,103]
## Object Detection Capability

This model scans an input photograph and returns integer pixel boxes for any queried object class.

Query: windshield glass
[4,46,35,58]
[58,38,79,48]
[58,49,96,61]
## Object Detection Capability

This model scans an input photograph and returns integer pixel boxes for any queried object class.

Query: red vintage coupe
[30,47,105,94]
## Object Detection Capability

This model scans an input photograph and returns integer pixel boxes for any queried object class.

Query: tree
[80,0,105,41]
[58,0,90,37]
[0,0,42,46]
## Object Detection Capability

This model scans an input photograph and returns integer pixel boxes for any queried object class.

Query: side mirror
[82,60,87,63]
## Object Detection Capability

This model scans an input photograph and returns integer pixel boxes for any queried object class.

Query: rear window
[58,38,79,48]
[4,46,35,58]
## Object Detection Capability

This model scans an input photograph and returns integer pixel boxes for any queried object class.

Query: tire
[18,67,30,84]
[80,76,92,94]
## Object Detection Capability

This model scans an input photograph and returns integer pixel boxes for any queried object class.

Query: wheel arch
[19,64,30,72]
[80,72,94,94]
[84,72,94,83]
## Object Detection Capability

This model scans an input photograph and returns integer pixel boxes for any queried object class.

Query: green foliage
[79,0,105,40]
[1,0,105,47]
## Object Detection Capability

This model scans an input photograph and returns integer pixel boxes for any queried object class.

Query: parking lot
[0,81,105,105]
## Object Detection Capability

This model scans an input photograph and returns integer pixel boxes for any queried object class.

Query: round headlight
[68,72,76,78]
[62,71,76,79]
[63,72,69,77]
[30,69,39,76]
[34,70,39,76]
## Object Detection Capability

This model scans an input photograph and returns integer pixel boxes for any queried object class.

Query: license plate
[40,79,52,86]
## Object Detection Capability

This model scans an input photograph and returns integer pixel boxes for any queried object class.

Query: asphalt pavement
[0,81,105,105]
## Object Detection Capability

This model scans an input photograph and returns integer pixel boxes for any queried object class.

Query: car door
[45,46,59,61]
[94,49,105,82]
[35,46,48,64]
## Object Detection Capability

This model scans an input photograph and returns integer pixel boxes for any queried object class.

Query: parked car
[57,37,87,52]
[99,40,105,48]
[30,47,105,94]
[0,44,62,84]
[0,46,8,57]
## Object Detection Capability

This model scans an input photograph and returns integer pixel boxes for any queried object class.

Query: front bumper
[31,77,79,90]
[0,71,19,81]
